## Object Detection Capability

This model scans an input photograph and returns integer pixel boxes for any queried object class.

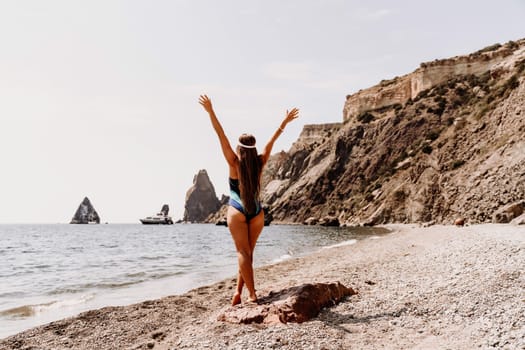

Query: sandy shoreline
[1,224,524,349]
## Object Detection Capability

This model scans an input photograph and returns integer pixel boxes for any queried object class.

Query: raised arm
[261,108,299,165]
[199,95,237,167]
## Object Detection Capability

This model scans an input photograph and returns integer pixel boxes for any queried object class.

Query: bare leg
[231,272,243,306]
[227,207,258,303]
[246,210,264,301]
[231,209,265,304]
[232,210,265,303]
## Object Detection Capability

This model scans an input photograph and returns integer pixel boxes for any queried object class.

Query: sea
[0,223,389,339]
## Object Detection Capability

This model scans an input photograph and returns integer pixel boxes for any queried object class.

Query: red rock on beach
[217,282,356,324]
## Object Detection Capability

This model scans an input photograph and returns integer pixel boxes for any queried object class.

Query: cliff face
[263,39,525,225]
[343,42,521,121]
[70,197,100,224]
[183,169,221,223]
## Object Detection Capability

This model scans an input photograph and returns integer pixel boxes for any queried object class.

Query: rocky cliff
[343,41,520,121]
[262,39,525,225]
[70,197,100,224]
[183,169,221,223]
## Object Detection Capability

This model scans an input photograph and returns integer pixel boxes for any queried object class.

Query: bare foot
[247,295,258,304]
[231,293,241,306]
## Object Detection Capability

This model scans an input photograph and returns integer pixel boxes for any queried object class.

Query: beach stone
[492,201,525,223]
[510,213,525,225]
[454,218,465,226]
[319,216,340,227]
[217,282,356,324]
[303,217,318,225]
[422,220,436,227]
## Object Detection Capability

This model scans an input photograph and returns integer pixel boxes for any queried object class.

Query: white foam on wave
[0,294,96,319]
[321,239,358,250]
[271,254,293,264]
[368,236,381,240]
[36,294,95,313]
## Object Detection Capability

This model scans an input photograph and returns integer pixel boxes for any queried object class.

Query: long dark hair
[237,134,263,215]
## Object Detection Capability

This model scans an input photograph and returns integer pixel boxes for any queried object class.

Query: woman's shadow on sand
[318,307,410,333]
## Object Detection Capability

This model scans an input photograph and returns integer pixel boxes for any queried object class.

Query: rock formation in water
[70,197,100,224]
[259,39,525,225]
[183,169,221,223]
[160,204,170,216]
[218,282,356,324]
[205,195,229,225]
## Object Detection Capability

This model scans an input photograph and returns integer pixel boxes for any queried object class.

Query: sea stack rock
[160,204,170,216]
[70,197,100,224]
[183,169,221,223]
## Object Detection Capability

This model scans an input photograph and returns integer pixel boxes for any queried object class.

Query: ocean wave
[99,244,118,249]
[0,304,43,318]
[149,271,184,279]
[0,294,95,319]
[20,249,40,254]
[321,239,358,250]
[48,271,186,295]
[50,280,143,294]
[32,264,52,269]
[67,246,84,251]
[125,272,147,278]
[139,255,167,261]
[271,254,293,264]
[0,271,29,278]
[0,291,25,298]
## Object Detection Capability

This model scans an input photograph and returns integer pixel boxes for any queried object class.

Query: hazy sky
[1,1,524,223]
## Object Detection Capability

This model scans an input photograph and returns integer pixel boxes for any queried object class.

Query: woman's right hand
[199,95,214,114]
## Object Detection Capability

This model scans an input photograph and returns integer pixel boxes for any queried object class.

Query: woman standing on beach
[199,95,299,305]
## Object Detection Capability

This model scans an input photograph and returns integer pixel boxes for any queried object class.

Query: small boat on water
[140,204,174,225]
[140,215,174,225]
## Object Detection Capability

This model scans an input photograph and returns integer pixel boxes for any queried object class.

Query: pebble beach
[1,224,524,350]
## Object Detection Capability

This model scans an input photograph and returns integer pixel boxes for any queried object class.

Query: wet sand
[1,224,524,350]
